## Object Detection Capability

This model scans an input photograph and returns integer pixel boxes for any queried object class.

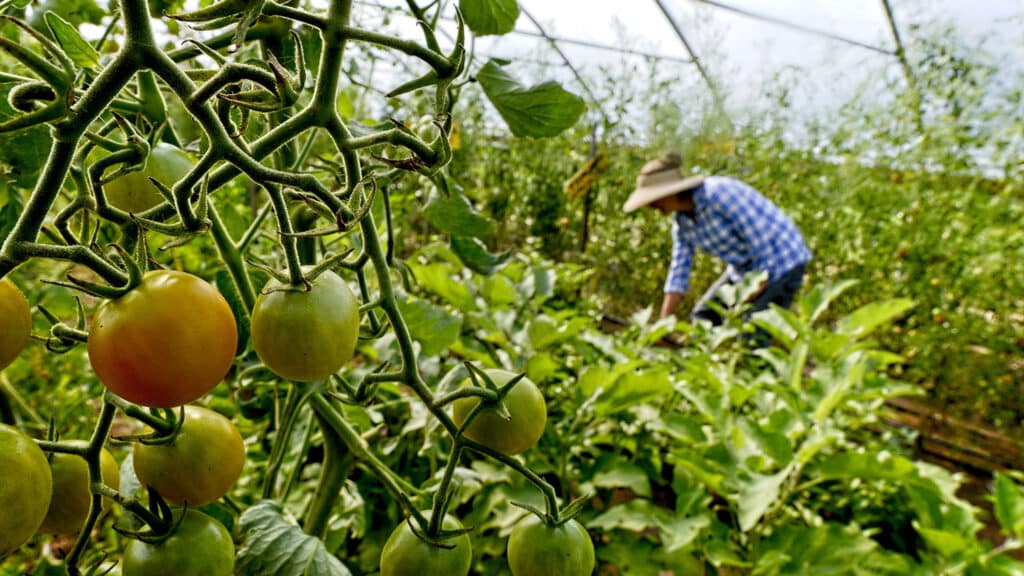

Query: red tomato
[88,270,237,408]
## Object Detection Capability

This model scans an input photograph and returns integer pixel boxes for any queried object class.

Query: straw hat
[622,152,705,213]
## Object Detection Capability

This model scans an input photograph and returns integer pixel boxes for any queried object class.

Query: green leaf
[409,262,477,311]
[659,515,711,554]
[335,89,355,119]
[588,500,709,553]
[585,498,663,528]
[396,296,462,356]
[522,264,555,300]
[0,180,23,242]
[28,0,105,30]
[799,279,858,325]
[993,473,1024,539]
[236,501,353,576]
[480,274,519,307]
[423,191,493,238]
[526,314,589,349]
[735,466,792,532]
[451,235,510,275]
[0,85,49,189]
[477,59,586,138]
[916,525,973,558]
[44,11,100,69]
[578,363,673,416]
[525,352,559,382]
[591,462,652,498]
[757,522,921,575]
[835,298,915,339]
[459,0,519,36]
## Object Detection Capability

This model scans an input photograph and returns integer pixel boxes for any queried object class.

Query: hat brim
[623,175,704,213]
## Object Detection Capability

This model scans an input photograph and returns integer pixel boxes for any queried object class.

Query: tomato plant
[98,142,194,213]
[40,445,120,535]
[379,513,472,576]
[121,509,234,576]
[0,278,31,371]
[507,515,595,576]
[133,405,245,506]
[452,369,547,455]
[251,270,360,382]
[87,270,238,408]
[0,424,51,558]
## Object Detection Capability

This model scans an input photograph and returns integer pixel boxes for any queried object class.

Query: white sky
[91,0,1019,118]
[430,0,1024,117]
[77,0,1019,122]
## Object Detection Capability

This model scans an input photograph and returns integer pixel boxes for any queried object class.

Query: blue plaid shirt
[665,176,811,294]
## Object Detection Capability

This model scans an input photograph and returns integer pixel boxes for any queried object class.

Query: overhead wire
[353,0,694,64]
[351,0,916,133]
[688,0,897,56]
[652,0,729,123]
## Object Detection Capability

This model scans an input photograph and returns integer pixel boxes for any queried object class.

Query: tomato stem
[304,409,354,538]
[462,437,562,523]
[308,392,424,523]
[428,442,464,536]
[262,382,309,498]
[64,400,117,575]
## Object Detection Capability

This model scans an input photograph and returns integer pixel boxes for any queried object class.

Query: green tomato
[122,509,234,576]
[133,405,245,506]
[380,512,472,576]
[251,270,360,382]
[40,445,120,534]
[507,515,595,576]
[452,369,547,455]
[0,278,31,371]
[0,424,52,558]
[100,142,194,213]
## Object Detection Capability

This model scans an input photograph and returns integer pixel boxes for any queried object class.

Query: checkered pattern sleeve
[664,214,694,294]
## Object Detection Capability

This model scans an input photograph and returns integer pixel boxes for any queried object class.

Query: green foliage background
[440,26,1024,426]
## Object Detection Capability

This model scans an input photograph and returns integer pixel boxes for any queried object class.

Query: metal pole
[652,0,730,125]
[518,4,610,125]
[879,0,925,132]
[579,124,597,254]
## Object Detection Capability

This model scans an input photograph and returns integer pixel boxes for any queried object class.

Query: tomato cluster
[0,160,587,575]
[379,511,595,576]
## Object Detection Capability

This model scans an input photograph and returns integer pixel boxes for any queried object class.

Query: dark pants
[691,263,807,326]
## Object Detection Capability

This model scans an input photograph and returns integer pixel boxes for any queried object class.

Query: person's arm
[660,292,684,318]
[662,215,693,318]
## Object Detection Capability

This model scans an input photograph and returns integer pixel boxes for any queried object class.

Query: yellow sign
[564,150,608,201]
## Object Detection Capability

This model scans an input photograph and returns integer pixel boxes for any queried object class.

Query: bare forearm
[660,292,683,318]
